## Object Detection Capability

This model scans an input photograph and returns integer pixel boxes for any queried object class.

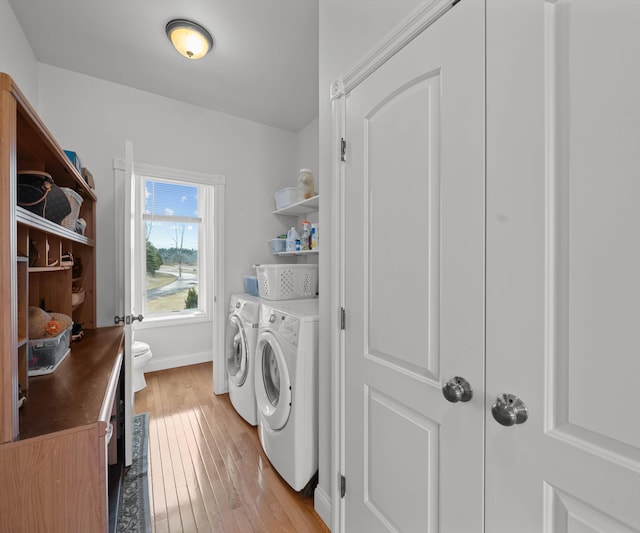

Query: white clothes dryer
[226,293,261,425]
[254,298,319,492]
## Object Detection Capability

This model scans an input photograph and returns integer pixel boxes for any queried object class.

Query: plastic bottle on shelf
[301,221,311,250]
[311,223,319,250]
[286,226,300,252]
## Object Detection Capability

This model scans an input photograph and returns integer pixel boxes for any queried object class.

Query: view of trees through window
[142,178,202,315]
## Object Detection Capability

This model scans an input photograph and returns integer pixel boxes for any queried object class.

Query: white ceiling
[9,0,319,132]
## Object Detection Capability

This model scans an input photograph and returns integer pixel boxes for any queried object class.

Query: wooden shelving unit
[0,72,124,533]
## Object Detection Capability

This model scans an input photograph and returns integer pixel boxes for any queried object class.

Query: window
[133,165,219,323]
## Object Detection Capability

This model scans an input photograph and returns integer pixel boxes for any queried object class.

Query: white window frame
[133,163,224,328]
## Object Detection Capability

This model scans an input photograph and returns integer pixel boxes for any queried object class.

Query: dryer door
[226,314,248,386]
[255,331,292,430]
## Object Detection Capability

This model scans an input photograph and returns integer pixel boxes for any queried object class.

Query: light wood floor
[134,362,330,533]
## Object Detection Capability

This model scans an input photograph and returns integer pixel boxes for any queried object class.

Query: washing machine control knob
[442,376,473,403]
[269,313,276,323]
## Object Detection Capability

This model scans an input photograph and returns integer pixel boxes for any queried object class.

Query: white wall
[0,0,38,103]
[0,0,321,383]
[36,64,298,370]
[296,117,319,190]
[316,0,424,526]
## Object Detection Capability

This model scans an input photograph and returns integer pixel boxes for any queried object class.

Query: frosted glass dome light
[166,19,213,60]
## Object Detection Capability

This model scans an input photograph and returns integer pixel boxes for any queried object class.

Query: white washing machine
[225,293,261,425]
[254,298,319,492]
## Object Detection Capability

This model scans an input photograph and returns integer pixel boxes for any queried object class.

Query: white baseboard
[145,351,212,373]
[314,486,332,529]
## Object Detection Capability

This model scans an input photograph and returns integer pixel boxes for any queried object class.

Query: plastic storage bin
[243,275,260,297]
[255,264,318,300]
[28,326,72,376]
[274,187,297,210]
[269,238,286,254]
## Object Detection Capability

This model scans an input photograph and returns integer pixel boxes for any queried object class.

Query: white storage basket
[255,264,318,300]
[274,187,297,210]
[59,187,83,231]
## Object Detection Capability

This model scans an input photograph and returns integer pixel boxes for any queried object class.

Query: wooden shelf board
[29,265,71,273]
[16,206,95,247]
[18,327,124,440]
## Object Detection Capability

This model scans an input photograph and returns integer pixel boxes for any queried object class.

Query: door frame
[328,1,471,531]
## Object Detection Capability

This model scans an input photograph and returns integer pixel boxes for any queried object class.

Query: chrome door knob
[442,377,473,403]
[491,393,528,426]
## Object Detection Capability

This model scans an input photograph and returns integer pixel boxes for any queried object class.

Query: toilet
[132,340,153,392]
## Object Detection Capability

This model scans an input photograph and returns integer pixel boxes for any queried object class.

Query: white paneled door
[342,1,485,531]
[338,0,640,531]
[485,0,640,531]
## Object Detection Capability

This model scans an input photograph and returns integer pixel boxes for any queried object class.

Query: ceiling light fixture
[165,19,213,60]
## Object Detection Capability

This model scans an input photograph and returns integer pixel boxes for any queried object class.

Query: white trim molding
[314,486,332,528]
[330,82,346,533]
[334,0,460,98]
[212,180,226,394]
[146,350,212,373]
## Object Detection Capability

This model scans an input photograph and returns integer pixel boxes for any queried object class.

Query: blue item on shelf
[63,150,82,172]
[243,275,259,297]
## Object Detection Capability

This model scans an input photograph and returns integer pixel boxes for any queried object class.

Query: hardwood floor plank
[159,409,198,531]
[149,373,174,527]
[196,402,244,510]
[186,408,237,532]
[154,373,194,532]
[231,507,254,533]
[175,484,198,532]
[176,408,224,532]
[154,518,170,533]
[148,417,168,525]
[134,363,330,533]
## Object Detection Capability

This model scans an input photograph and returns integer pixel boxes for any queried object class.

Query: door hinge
[340,474,346,498]
[340,137,347,162]
[340,307,346,330]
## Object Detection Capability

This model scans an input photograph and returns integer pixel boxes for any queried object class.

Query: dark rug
[117,413,152,533]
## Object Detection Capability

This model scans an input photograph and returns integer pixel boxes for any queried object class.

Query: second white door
[343,1,485,530]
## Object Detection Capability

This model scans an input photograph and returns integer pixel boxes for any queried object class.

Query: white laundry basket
[255,264,318,300]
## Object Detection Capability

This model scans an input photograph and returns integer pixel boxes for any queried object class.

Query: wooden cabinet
[0,73,124,532]
[0,329,124,533]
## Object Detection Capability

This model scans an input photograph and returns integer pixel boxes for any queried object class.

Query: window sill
[135,311,212,330]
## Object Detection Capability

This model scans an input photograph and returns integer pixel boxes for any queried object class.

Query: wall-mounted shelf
[275,250,319,257]
[273,194,319,216]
